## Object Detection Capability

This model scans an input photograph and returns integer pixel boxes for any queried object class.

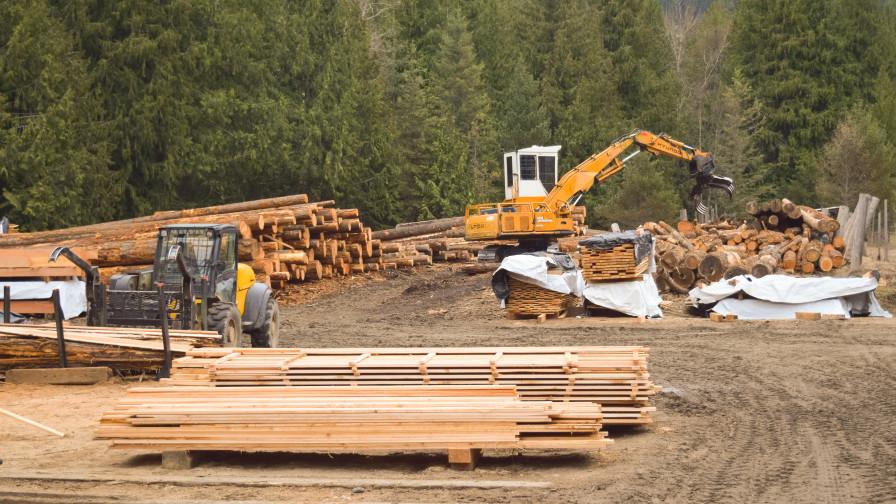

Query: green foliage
[731,0,889,204]
[2,0,895,232]
[591,159,681,228]
[816,105,895,209]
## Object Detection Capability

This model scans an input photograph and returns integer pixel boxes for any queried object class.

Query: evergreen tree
[731,0,887,203]
[0,1,119,230]
[817,106,894,209]
[601,0,680,133]
[419,9,500,215]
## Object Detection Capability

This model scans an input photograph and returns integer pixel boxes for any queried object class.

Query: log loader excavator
[464,129,735,260]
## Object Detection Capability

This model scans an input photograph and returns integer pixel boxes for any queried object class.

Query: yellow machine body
[464,130,732,243]
[235,263,256,315]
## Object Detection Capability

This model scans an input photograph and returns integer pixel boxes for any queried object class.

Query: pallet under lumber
[163,346,658,425]
[96,385,609,455]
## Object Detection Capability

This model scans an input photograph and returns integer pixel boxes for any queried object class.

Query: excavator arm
[464,129,734,247]
[543,130,734,216]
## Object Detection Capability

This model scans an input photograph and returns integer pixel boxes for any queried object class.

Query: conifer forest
[1,0,894,231]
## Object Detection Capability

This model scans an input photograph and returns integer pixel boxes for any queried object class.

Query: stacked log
[1,199,590,291]
[371,206,588,266]
[649,197,848,294]
[0,194,413,291]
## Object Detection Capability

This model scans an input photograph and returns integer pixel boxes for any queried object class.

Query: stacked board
[164,346,658,425]
[505,277,576,318]
[0,323,220,372]
[580,244,649,282]
[97,385,608,451]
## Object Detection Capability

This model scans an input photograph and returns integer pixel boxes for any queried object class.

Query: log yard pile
[2,188,893,504]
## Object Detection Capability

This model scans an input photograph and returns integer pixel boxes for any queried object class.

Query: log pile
[648,198,848,294]
[370,207,589,267]
[164,346,658,425]
[0,194,420,290]
[0,197,591,293]
[97,385,609,452]
[0,323,220,372]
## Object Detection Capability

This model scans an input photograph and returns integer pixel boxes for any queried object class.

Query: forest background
[1,0,894,231]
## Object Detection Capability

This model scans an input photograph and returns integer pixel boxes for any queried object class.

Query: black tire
[207,302,242,347]
[249,298,279,348]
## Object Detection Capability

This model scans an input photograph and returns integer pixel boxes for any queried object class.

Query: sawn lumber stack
[648,197,848,294]
[0,323,220,372]
[96,385,608,452]
[164,346,658,425]
[580,243,649,282]
[505,277,577,318]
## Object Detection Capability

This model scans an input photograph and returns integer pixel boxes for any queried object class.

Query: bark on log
[657,221,695,251]
[698,251,728,282]
[781,198,802,219]
[799,206,839,233]
[372,217,465,241]
[665,267,695,294]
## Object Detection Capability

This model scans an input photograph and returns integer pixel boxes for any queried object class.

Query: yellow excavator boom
[464,129,734,246]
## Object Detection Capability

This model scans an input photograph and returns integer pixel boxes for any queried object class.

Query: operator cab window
[538,156,556,190]
[505,156,514,187]
[520,155,537,180]
[216,231,237,302]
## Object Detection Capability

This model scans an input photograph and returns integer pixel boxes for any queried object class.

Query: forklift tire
[207,303,242,347]
[249,298,279,348]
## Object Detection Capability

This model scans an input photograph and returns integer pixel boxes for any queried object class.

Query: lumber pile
[164,346,658,425]
[578,231,652,282]
[0,247,92,279]
[97,385,608,452]
[648,197,849,294]
[505,277,576,318]
[0,323,220,372]
[580,244,648,281]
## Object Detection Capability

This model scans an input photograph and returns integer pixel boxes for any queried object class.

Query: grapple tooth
[696,201,709,216]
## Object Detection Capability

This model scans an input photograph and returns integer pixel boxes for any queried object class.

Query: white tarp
[689,274,891,320]
[494,254,584,297]
[582,274,663,318]
[0,280,87,320]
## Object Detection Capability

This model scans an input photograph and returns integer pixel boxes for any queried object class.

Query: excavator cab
[502,145,561,200]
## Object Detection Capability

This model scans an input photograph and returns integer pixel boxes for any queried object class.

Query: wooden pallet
[96,385,609,457]
[505,277,576,317]
[580,244,649,282]
[163,346,659,425]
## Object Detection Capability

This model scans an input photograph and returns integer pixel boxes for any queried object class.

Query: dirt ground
[2,265,895,503]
